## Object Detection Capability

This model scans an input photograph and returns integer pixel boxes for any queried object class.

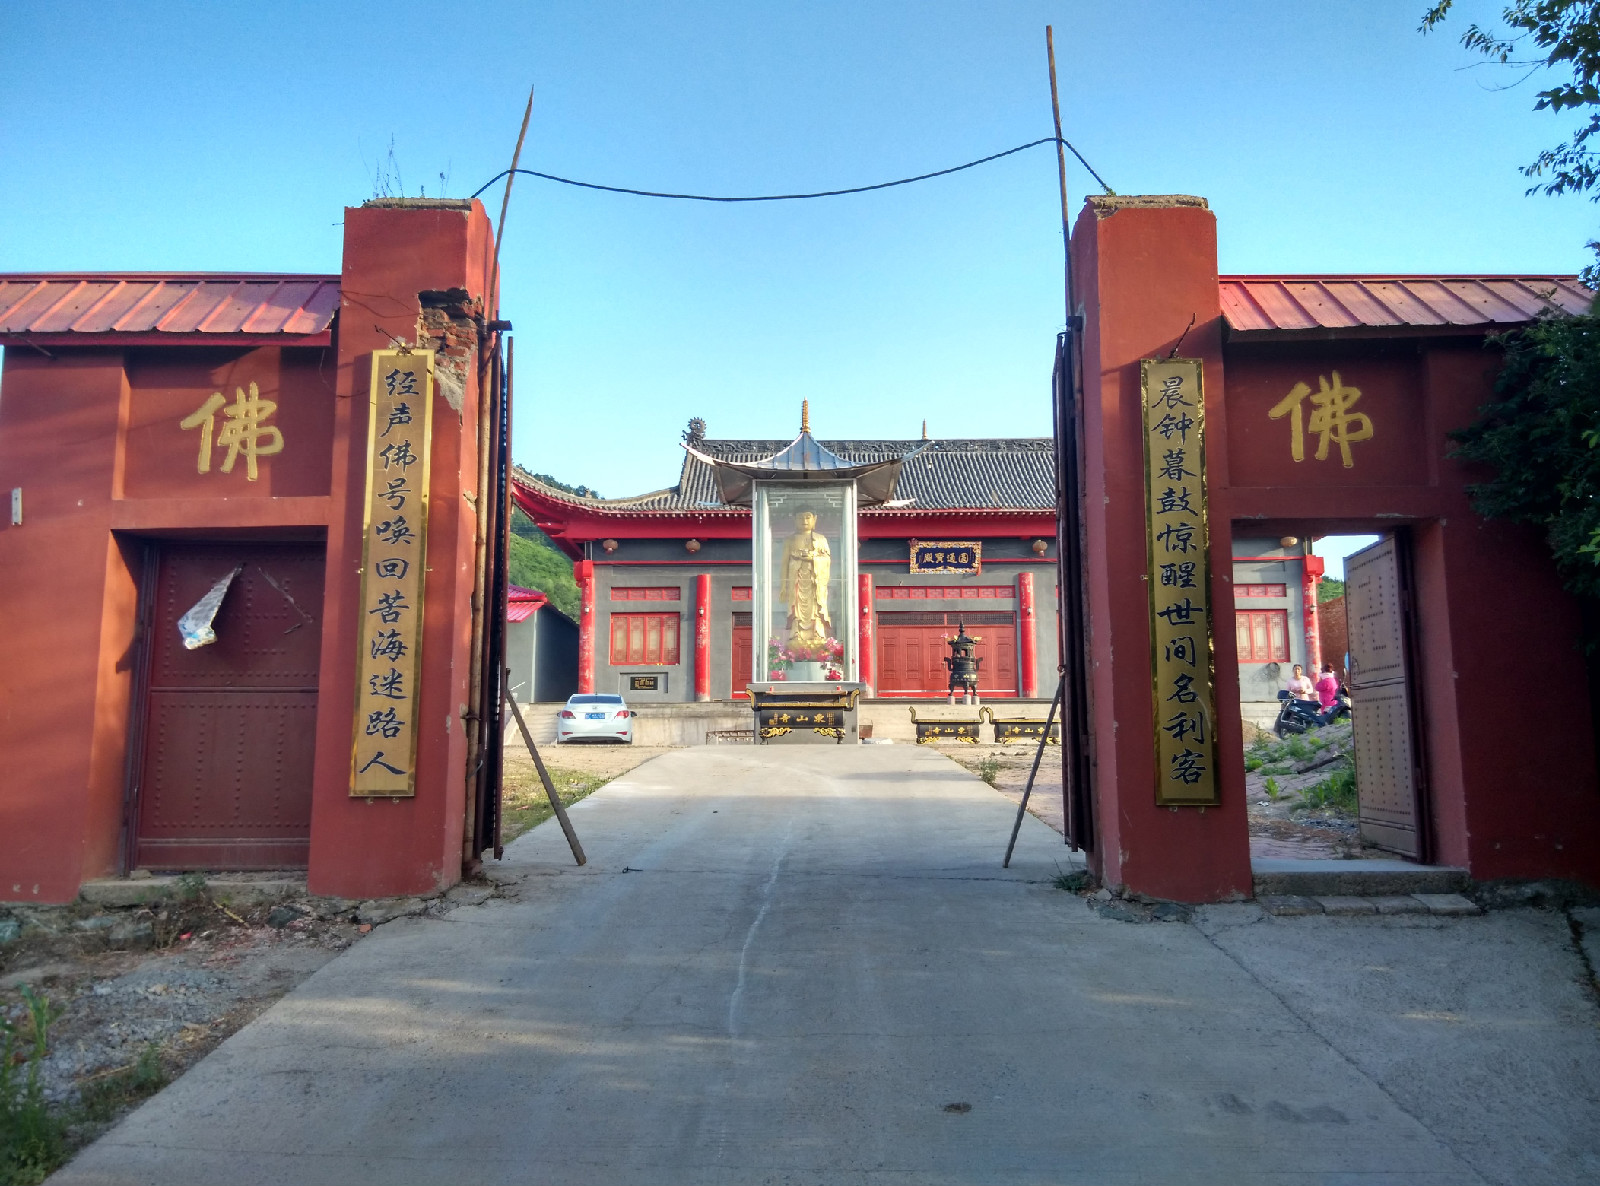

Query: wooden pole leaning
[504,688,587,866]
[1003,676,1064,869]
[1045,26,1074,325]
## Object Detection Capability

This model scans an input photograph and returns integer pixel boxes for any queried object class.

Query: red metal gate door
[731,613,752,698]
[132,542,324,870]
[875,611,1018,697]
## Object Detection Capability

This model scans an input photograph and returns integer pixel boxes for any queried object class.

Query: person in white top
[1286,663,1315,701]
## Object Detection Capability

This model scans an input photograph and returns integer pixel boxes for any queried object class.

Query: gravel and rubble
[0,739,662,1160]
[0,876,503,1125]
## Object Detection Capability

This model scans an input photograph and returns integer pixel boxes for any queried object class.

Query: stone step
[81,875,305,908]
[1252,858,1470,899]
[1258,892,1480,917]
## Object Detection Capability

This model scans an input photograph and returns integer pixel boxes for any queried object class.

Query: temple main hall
[512,420,1060,703]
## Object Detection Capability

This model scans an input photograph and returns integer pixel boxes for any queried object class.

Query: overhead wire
[468,136,1112,203]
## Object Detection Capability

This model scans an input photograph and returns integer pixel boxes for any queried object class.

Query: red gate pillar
[307,198,495,900]
[1017,571,1038,699]
[576,558,596,694]
[1302,554,1324,672]
[1074,194,1251,903]
[858,572,875,694]
[693,572,711,701]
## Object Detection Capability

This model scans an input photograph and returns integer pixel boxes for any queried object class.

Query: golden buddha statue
[779,510,832,652]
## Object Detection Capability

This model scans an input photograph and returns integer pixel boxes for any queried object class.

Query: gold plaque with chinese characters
[1141,358,1218,807]
[351,350,435,797]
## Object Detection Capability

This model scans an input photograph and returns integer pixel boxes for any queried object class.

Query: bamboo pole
[464,88,536,869]
[1046,26,1074,326]
[505,690,586,866]
[1004,677,1064,868]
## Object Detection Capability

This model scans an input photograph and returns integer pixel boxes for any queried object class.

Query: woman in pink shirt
[1315,663,1340,709]
[1287,664,1315,701]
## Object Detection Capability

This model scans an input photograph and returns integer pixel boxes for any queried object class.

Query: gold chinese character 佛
[180,382,284,480]
[1268,371,1373,468]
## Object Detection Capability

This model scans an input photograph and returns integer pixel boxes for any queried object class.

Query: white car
[556,693,634,744]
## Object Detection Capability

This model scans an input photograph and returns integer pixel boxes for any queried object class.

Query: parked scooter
[1273,686,1352,737]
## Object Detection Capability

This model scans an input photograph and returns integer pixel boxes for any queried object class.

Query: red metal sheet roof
[0,274,340,343]
[1220,275,1592,334]
[507,585,548,622]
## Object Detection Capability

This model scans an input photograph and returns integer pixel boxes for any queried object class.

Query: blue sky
[1,1,1590,497]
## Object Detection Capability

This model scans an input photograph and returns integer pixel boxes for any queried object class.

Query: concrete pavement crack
[1193,922,1494,1186]
[1562,906,1600,1011]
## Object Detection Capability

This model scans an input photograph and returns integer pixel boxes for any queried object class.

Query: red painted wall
[1221,340,1600,882]
[1073,197,1600,895]
[0,344,336,902]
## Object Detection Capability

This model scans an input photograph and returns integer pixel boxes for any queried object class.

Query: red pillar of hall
[693,573,711,701]
[1017,571,1038,699]
[575,558,596,694]
[858,573,875,694]
[1073,194,1252,902]
[1302,554,1325,672]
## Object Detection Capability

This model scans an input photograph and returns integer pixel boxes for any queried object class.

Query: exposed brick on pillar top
[1071,194,1252,903]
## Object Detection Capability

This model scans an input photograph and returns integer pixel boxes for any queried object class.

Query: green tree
[1451,314,1600,601]
[509,510,580,620]
[1423,0,1600,280]
[1317,577,1346,603]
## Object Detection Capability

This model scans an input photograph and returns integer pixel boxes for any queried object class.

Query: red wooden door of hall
[875,611,1016,697]
[731,613,752,698]
[132,542,324,870]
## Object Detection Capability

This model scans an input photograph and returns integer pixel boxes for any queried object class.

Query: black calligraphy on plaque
[909,540,982,574]
[353,351,434,797]
[1142,359,1218,806]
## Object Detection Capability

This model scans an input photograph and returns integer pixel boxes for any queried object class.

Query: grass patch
[976,756,1002,787]
[1053,871,1091,892]
[1296,760,1358,815]
[75,1045,166,1125]
[2,992,173,1186]
[1,987,63,1186]
[501,766,611,844]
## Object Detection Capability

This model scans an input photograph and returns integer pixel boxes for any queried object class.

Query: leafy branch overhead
[1451,314,1600,601]
[1424,0,1600,280]
[1425,1,1600,196]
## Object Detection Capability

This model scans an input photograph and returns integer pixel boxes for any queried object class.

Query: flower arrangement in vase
[767,636,845,681]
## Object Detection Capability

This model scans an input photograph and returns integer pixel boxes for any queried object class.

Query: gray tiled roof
[515,439,1055,512]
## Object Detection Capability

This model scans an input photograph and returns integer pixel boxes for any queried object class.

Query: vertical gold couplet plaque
[1141,358,1219,807]
[351,349,435,797]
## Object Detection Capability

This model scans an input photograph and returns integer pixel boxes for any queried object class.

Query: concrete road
[56,747,1600,1185]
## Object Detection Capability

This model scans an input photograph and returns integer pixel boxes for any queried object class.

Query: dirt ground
[0,739,673,1176]
[940,742,1070,836]
[500,742,674,843]
[509,741,675,782]
[941,722,1383,862]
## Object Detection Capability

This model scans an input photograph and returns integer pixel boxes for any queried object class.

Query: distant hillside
[526,472,602,500]
[509,509,579,620]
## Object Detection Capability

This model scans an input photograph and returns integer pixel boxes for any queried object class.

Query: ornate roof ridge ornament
[681,412,935,507]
